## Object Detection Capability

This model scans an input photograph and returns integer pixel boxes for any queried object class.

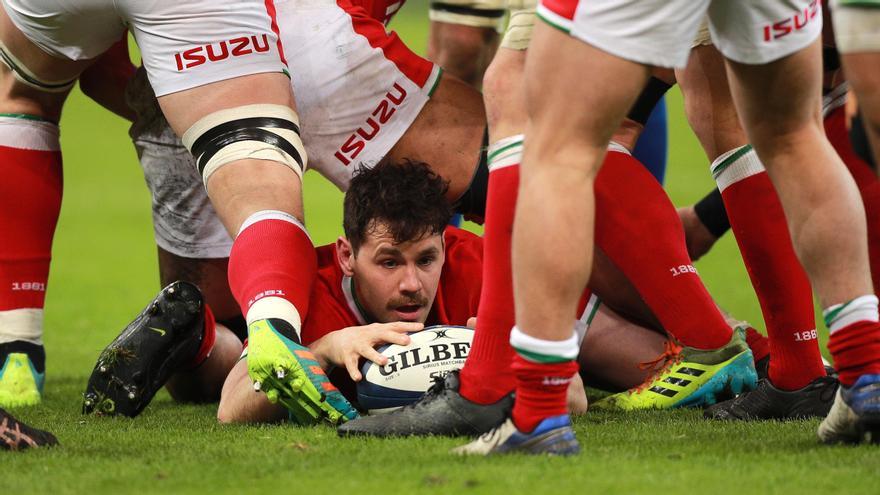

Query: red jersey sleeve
[427,227,483,326]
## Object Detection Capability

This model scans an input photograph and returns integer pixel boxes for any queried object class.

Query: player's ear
[336,236,356,276]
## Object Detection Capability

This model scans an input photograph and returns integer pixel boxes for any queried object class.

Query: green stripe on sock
[711,144,753,180]
[0,113,51,122]
[823,300,855,328]
[513,346,574,364]
[585,299,602,326]
[487,139,524,162]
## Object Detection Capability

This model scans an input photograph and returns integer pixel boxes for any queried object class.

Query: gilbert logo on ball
[357,325,474,414]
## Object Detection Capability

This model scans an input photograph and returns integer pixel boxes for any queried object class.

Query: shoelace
[0,416,37,450]
[631,340,683,394]
[397,373,450,412]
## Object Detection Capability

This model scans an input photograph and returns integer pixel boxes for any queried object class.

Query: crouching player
[215,161,684,423]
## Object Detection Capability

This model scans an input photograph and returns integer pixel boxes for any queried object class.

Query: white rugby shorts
[536,0,823,68]
[831,0,880,53]
[130,0,439,258]
[1,0,287,96]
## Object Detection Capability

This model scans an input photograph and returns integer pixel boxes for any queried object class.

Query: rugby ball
[357,325,474,414]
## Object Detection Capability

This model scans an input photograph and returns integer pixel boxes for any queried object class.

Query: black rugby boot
[0,408,58,451]
[337,370,512,437]
[83,281,206,417]
[705,375,839,421]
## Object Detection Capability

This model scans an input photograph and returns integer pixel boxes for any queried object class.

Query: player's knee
[181,104,308,189]
[432,25,495,84]
[482,55,525,130]
[482,52,522,101]
[216,403,237,424]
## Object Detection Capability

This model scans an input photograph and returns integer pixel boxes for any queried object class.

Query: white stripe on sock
[237,210,308,238]
[509,326,579,360]
[712,146,766,193]
[0,309,43,345]
[824,295,880,333]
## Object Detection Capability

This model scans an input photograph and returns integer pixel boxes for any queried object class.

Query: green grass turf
[2,1,878,491]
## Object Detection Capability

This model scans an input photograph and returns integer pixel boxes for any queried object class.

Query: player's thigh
[524,21,650,169]
[0,0,91,85]
[723,39,824,152]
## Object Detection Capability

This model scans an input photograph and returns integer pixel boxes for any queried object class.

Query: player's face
[347,228,445,324]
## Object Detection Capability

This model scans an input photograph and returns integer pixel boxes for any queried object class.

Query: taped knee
[0,41,76,93]
[181,104,308,185]
[429,1,507,30]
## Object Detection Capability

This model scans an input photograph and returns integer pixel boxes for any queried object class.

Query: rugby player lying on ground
[81,0,766,422]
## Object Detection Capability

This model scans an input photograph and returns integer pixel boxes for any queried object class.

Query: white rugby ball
[357,325,474,414]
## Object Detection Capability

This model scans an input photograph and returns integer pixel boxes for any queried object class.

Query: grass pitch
[1,2,877,492]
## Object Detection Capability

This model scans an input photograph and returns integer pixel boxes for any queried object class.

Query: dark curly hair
[344,159,452,253]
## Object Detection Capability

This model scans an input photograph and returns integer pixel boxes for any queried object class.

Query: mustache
[387,293,429,309]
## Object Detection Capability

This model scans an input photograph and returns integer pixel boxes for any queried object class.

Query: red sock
[744,327,770,363]
[459,164,518,404]
[594,151,732,350]
[187,303,217,369]
[511,355,578,432]
[862,183,880,291]
[228,215,316,340]
[720,170,825,389]
[0,120,63,342]
[828,321,880,387]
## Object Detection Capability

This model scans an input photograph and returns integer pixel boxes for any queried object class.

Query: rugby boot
[705,375,838,421]
[247,318,357,425]
[0,408,57,451]
[82,281,205,417]
[0,341,45,407]
[337,370,513,437]
[452,415,580,456]
[593,326,757,410]
[755,355,769,381]
[818,374,880,444]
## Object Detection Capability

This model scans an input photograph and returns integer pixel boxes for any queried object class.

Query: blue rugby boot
[0,341,45,407]
[452,414,580,456]
[818,374,880,444]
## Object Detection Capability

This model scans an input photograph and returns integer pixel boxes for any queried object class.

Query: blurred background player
[832,0,880,168]
[426,0,503,88]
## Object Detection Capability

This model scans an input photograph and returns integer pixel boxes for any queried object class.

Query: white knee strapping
[181,104,308,185]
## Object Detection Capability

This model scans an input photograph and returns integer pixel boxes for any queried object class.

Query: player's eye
[381,259,398,269]
[418,256,435,266]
